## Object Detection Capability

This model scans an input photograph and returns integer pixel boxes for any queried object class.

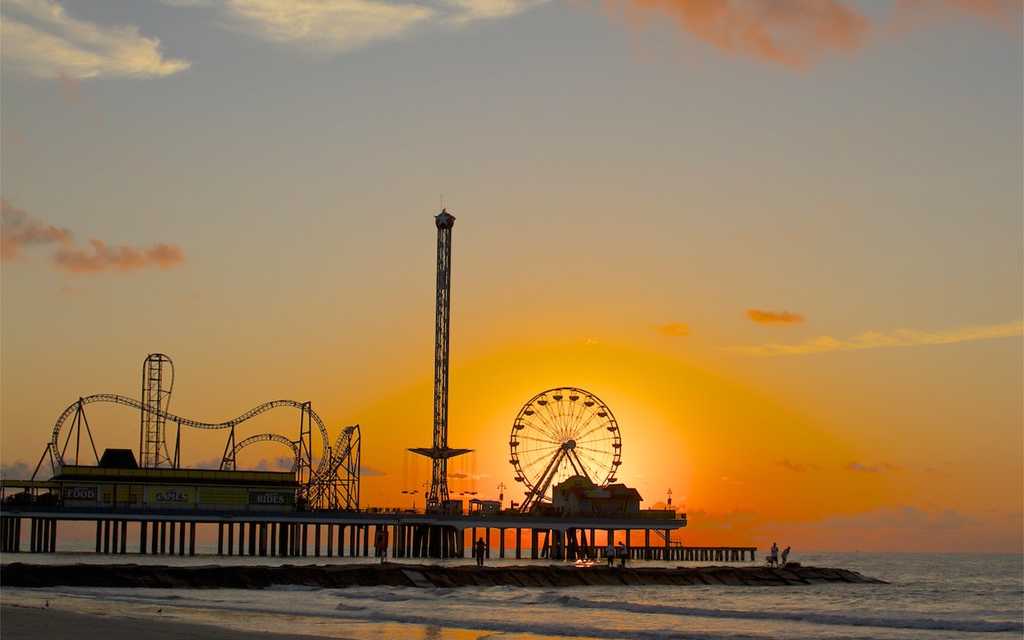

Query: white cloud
[223,0,437,53]
[729,321,1024,357]
[442,0,546,24]
[171,0,547,53]
[1,0,190,79]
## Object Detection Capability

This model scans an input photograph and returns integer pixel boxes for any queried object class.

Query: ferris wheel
[509,387,622,512]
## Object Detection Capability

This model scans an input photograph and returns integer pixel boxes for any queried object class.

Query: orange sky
[1,0,1021,553]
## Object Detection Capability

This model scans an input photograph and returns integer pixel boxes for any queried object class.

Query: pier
[0,501,751,562]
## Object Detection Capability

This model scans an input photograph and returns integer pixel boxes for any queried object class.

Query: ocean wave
[545,595,1024,633]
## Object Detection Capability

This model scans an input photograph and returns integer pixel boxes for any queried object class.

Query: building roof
[53,465,297,487]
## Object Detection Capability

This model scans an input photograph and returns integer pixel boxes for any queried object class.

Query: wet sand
[1,605,333,640]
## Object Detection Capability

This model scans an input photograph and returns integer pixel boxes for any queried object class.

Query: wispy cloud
[222,0,437,53]
[602,0,1018,69]
[608,0,869,69]
[846,461,899,473]
[1,199,72,261]
[361,465,387,477]
[778,459,818,473]
[2,199,186,275]
[184,0,548,54]
[656,322,690,337]
[1,0,190,79]
[729,321,1024,357]
[53,240,184,274]
[747,309,804,325]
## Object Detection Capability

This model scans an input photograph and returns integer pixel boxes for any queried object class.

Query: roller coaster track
[48,394,333,479]
[229,433,299,470]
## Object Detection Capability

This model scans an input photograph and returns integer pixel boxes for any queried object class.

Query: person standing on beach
[474,537,486,567]
[605,541,615,567]
[375,526,389,563]
[616,542,627,568]
[781,546,791,567]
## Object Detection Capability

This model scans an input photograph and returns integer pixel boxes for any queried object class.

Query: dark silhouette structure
[410,210,470,513]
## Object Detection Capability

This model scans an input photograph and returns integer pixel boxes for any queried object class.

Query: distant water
[3,552,1022,639]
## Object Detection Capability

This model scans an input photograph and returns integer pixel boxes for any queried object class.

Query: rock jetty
[2,562,886,589]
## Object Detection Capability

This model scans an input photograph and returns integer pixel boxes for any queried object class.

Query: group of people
[766,542,791,567]
[604,541,629,567]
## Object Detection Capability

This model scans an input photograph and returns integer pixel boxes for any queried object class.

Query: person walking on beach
[768,542,779,567]
[605,541,615,567]
[781,546,791,567]
[616,542,627,568]
[474,537,486,567]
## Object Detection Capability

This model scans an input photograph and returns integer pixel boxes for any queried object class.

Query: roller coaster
[32,353,360,511]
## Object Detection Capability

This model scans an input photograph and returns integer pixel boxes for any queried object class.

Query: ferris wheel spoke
[521,416,561,442]
[575,417,614,442]
[575,438,615,451]
[514,444,563,457]
[526,411,562,441]
[514,433,561,446]
[569,406,605,438]
[573,448,609,479]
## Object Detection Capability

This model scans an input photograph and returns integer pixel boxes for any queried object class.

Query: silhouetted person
[768,542,779,567]
[616,542,627,568]
[474,537,486,567]
[375,527,389,563]
[605,542,615,567]
[781,546,791,567]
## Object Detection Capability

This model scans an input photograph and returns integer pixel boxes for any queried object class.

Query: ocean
[2,552,1021,639]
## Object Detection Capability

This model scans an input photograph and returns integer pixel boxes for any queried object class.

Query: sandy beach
[1,605,332,640]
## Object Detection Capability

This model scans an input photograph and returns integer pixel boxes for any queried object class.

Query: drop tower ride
[409,209,471,514]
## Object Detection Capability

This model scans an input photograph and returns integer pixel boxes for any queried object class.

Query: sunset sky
[1,0,1021,552]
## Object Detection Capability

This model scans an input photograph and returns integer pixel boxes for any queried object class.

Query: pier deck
[0,506,757,562]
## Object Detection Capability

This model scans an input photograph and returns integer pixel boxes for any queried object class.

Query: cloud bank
[2,0,190,79]
[730,321,1023,356]
[1,199,186,275]
[747,309,804,325]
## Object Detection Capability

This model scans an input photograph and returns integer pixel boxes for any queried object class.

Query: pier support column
[227,523,234,555]
[664,529,671,560]
[151,521,158,554]
[189,522,196,556]
[337,525,344,558]
[499,528,505,559]
[314,524,321,557]
[362,526,369,557]
[217,523,224,555]
[515,528,521,559]
[301,523,308,556]
[326,524,333,557]
[530,529,538,560]
[169,522,176,555]
[95,520,102,553]
[119,521,127,554]
[248,522,256,557]
[29,519,38,553]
